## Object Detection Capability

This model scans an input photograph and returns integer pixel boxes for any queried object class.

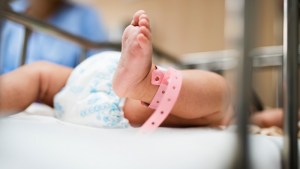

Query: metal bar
[152,44,181,64]
[234,0,256,168]
[282,0,299,168]
[180,50,237,70]
[225,0,257,168]
[79,48,88,64]
[20,27,31,65]
[179,46,297,70]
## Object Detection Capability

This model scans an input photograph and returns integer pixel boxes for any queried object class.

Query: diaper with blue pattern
[53,51,129,128]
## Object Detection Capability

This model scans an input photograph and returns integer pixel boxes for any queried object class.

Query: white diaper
[53,51,130,128]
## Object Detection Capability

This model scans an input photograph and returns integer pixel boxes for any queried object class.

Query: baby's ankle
[126,64,158,103]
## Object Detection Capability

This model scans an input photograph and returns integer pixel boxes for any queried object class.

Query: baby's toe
[137,33,149,48]
[132,10,146,26]
[139,14,150,28]
[140,26,151,40]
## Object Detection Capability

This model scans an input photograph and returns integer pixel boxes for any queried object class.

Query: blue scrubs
[0,0,108,74]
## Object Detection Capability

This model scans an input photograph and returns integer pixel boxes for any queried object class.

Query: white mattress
[0,104,294,169]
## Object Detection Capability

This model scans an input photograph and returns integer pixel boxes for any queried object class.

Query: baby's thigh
[29,61,72,106]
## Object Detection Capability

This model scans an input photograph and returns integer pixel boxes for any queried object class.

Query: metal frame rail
[180,45,300,70]
[282,0,299,168]
[225,0,256,168]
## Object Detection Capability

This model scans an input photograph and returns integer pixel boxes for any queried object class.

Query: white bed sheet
[0,104,291,169]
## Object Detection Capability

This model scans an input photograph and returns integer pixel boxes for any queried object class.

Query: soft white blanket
[0,104,286,169]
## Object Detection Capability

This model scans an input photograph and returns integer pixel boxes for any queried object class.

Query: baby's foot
[113,10,153,99]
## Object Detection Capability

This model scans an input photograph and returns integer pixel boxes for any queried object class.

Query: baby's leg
[0,62,72,114]
[113,11,231,126]
[251,109,284,128]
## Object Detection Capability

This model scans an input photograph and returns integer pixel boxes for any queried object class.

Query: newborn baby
[0,10,232,128]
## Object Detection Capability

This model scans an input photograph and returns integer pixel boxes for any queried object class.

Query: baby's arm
[0,62,72,115]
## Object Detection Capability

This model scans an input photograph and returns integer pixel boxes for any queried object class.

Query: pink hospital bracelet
[139,67,182,133]
[148,67,169,109]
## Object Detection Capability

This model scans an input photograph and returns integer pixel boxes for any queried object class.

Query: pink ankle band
[139,67,182,133]
[148,67,169,109]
